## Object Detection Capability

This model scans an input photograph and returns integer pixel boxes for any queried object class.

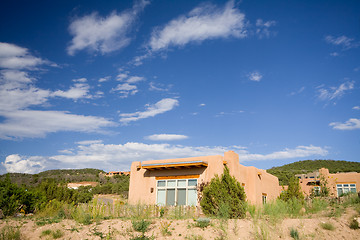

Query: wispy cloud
[317,81,354,101]
[353,106,360,110]
[0,110,115,140]
[2,143,328,174]
[289,86,305,96]
[0,42,51,69]
[119,98,179,124]
[325,35,358,50]
[248,71,262,82]
[145,134,189,141]
[148,0,246,52]
[111,71,145,98]
[255,19,276,39]
[238,145,328,162]
[0,43,116,139]
[67,0,149,55]
[329,118,360,130]
[52,83,92,100]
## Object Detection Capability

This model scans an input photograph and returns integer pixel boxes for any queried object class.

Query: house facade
[297,168,360,197]
[128,151,280,206]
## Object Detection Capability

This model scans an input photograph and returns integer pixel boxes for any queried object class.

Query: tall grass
[0,225,22,240]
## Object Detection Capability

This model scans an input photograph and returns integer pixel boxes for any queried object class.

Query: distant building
[67,181,98,189]
[297,168,360,197]
[100,171,130,177]
[128,151,281,206]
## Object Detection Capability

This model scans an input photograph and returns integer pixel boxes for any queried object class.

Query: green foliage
[268,159,360,185]
[200,166,246,218]
[195,218,210,228]
[305,198,328,214]
[279,176,304,202]
[349,217,359,229]
[290,228,300,240]
[132,219,151,234]
[0,225,21,240]
[320,222,335,231]
[160,221,172,236]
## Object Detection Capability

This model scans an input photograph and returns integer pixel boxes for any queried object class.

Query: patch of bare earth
[0,209,359,239]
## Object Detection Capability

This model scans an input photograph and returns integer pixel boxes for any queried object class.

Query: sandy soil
[1,209,359,240]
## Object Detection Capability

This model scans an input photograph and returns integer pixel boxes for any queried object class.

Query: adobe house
[128,151,280,206]
[297,168,360,197]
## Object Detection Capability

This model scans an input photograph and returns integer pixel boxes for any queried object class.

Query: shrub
[160,221,172,236]
[200,166,246,218]
[52,229,64,239]
[320,222,335,231]
[290,228,299,240]
[132,219,151,234]
[0,225,21,240]
[195,218,210,228]
[349,217,359,230]
[279,176,304,202]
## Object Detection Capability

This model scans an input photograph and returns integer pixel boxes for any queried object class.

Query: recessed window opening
[156,179,197,206]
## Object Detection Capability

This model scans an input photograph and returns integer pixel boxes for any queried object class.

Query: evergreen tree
[200,166,246,218]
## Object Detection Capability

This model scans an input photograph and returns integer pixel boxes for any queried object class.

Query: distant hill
[0,168,105,187]
[267,160,360,185]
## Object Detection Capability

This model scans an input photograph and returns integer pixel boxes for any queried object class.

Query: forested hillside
[268,160,360,185]
[0,168,105,187]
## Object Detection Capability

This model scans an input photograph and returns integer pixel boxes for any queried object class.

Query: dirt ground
[1,208,359,240]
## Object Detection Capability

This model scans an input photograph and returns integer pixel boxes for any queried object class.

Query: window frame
[156,178,198,206]
[336,183,357,197]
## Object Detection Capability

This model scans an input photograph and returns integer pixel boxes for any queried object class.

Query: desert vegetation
[1,162,360,239]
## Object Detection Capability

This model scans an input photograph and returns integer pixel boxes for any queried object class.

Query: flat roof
[140,160,208,170]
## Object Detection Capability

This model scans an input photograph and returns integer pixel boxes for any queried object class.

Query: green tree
[200,166,246,218]
[279,176,304,201]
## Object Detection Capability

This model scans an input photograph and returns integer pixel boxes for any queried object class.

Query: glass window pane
[167,180,176,187]
[350,184,356,187]
[157,181,166,187]
[177,189,186,205]
[157,189,166,206]
[337,184,342,187]
[166,189,175,206]
[188,179,197,187]
[177,180,186,187]
[187,189,197,206]
[343,184,349,187]
[351,188,356,193]
[343,188,349,193]
[337,188,343,196]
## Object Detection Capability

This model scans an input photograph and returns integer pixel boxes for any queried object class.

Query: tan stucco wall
[299,168,360,197]
[128,151,281,205]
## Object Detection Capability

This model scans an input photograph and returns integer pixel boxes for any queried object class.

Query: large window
[336,183,356,196]
[156,179,197,206]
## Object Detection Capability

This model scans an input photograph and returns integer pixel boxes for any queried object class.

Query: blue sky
[0,0,359,174]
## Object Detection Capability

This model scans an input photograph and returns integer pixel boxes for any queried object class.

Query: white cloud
[2,143,328,174]
[148,0,246,52]
[119,98,179,124]
[76,140,104,145]
[0,42,48,69]
[73,77,87,83]
[112,83,138,98]
[0,110,115,139]
[67,1,149,55]
[329,118,360,130]
[317,81,354,101]
[199,103,206,107]
[237,145,328,162]
[325,35,358,49]
[111,72,145,97]
[248,71,262,82]
[52,83,91,100]
[255,19,276,38]
[98,76,111,82]
[145,134,189,141]
[2,154,46,174]
[149,82,171,92]
[353,106,360,110]
[289,86,305,96]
